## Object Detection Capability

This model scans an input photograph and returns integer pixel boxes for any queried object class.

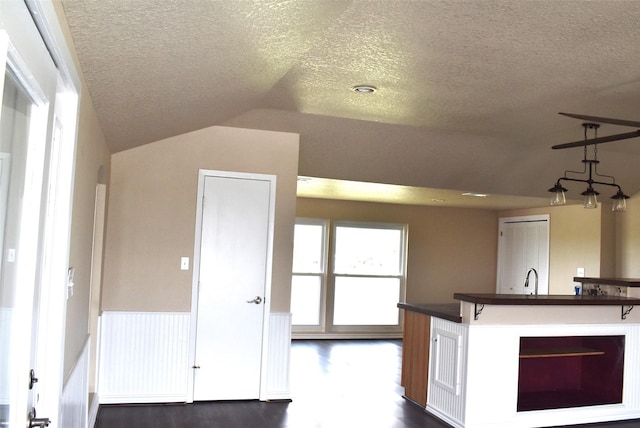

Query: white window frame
[291,217,329,332]
[328,221,407,333]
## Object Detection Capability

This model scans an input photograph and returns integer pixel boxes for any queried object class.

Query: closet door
[497,215,549,295]
[192,171,275,401]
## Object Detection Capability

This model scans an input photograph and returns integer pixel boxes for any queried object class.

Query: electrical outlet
[181,257,189,271]
[577,267,585,277]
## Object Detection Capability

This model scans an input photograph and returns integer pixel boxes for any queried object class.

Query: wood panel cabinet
[400,311,430,406]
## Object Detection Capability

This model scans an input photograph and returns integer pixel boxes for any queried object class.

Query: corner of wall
[616,192,640,277]
[599,203,616,277]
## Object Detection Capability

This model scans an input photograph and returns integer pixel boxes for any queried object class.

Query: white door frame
[27,1,81,422]
[187,169,276,402]
[0,153,10,279]
[88,183,107,397]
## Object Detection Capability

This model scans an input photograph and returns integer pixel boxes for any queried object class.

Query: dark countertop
[397,302,462,323]
[573,277,640,287]
[453,293,640,306]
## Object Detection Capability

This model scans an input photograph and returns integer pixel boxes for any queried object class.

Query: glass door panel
[0,66,41,428]
[0,3,60,423]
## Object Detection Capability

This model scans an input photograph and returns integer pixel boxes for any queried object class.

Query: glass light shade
[550,190,566,206]
[612,198,627,212]
[611,190,629,212]
[582,191,598,209]
[548,183,567,206]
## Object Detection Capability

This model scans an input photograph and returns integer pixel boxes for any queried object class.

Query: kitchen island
[398,293,640,428]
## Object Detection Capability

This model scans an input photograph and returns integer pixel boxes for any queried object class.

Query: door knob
[29,369,38,390]
[28,408,50,428]
[246,296,262,304]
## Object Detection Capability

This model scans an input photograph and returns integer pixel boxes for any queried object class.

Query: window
[331,222,406,330]
[290,218,328,330]
[290,218,407,335]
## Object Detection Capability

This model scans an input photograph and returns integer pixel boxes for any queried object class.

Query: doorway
[190,170,276,401]
[0,2,80,426]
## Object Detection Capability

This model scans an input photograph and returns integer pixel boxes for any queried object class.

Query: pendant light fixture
[548,123,629,211]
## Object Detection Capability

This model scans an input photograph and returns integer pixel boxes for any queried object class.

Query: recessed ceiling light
[351,85,377,93]
[462,192,488,198]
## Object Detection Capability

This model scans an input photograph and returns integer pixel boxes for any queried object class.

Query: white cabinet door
[427,317,468,426]
[431,328,462,396]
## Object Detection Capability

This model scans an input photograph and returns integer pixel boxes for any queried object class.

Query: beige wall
[499,205,607,295]
[64,93,111,375]
[600,203,616,278]
[102,126,299,313]
[54,2,113,378]
[617,192,640,277]
[296,198,499,303]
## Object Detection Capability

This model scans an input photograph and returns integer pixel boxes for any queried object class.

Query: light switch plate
[67,267,75,299]
[577,267,585,277]
[181,257,189,270]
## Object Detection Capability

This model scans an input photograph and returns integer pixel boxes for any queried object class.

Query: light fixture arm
[556,151,622,193]
[555,176,624,194]
[549,122,630,211]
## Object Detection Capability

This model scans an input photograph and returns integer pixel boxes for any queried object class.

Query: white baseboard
[292,333,402,340]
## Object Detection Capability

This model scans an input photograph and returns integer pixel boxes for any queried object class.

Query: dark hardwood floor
[95,339,640,428]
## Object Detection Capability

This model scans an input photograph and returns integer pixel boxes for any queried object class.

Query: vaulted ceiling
[60,0,640,209]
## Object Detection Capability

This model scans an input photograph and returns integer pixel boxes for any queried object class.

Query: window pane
[291,275,321,325]
[334,226,402,275]
[292,224,324,273]
[333,277,400,325]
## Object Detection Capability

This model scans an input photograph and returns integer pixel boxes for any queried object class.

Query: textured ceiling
[61,0,640,208]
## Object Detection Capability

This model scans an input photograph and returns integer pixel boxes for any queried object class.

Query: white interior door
[0,3,59,426]
[497,215,549,295]
[192,171,275,401]
[0,2,79,426]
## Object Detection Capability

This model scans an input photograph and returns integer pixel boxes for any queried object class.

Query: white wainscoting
[266,313,291,400]
[98,312,190,404]
[0,308,11,406]
[60,336,90,428]
[99,311,289,404]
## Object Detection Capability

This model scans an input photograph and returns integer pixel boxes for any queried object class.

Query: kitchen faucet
[524,268,538,296]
